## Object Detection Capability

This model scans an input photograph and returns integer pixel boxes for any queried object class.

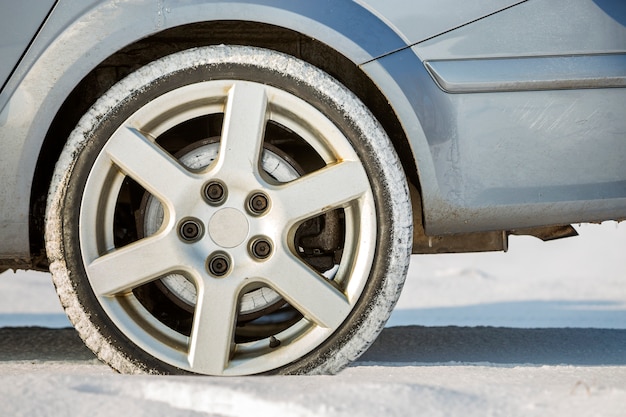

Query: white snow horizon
[1,222,625,416]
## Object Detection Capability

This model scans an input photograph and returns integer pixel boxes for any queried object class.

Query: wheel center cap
[208,208,249,248]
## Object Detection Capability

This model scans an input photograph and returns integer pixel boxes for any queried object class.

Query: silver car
[1,0,624,375]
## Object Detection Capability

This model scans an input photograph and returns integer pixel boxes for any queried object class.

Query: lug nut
[249,192,269,214]
[208,253,230,277]
[251,238,273,260]
[179,218,203,242]
[204,181,226,204]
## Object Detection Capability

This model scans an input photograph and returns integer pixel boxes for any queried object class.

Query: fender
[0,0,419,262]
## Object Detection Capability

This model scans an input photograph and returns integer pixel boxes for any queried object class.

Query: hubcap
[208,208,249,248]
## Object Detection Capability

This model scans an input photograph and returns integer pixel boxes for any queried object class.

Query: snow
[390,221,626,329]
[1,222,625,416]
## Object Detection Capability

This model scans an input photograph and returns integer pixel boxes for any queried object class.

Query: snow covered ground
[1,222,625,416]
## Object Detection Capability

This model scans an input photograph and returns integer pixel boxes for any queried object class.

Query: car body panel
[390,0,626,234]
[355,0,524,46]
[0,0,625,264]
[0,0,56,91]
[413,0,626,60]
[425,55,626,93]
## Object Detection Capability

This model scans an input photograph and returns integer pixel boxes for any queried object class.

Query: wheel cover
[79,80,377,375]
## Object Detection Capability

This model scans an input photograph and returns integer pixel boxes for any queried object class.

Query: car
[0,0,624,376]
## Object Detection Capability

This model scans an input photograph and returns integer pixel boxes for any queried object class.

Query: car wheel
[45,46,412,375]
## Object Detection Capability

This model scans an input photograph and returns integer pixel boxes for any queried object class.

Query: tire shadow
[357,326,626,366]
[1,326,625,366]
[0,327,95,362]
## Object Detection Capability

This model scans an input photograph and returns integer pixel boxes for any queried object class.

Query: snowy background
[1,222,625,416]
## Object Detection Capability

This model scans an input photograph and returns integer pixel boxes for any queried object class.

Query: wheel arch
[29,19,420,267]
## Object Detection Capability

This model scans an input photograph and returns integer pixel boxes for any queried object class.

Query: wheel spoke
[87,232,190,297]
[188,280,238,374]
[105,127,197,204]
[276,161,370,222]
[267,250,351,329]
[217,82,268,177]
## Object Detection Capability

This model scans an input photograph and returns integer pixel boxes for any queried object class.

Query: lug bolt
[249,192,269,214]
[251,238,273,260]
[208,253,230,277]
[204,181,226,204]
[179,218,203,242]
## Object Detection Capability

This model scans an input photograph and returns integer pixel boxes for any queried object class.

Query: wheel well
[29,21,417,268]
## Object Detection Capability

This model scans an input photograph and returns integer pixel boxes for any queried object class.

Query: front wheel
[46,46,412,375]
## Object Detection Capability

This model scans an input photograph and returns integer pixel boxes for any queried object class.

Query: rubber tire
[45,46,412,375]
